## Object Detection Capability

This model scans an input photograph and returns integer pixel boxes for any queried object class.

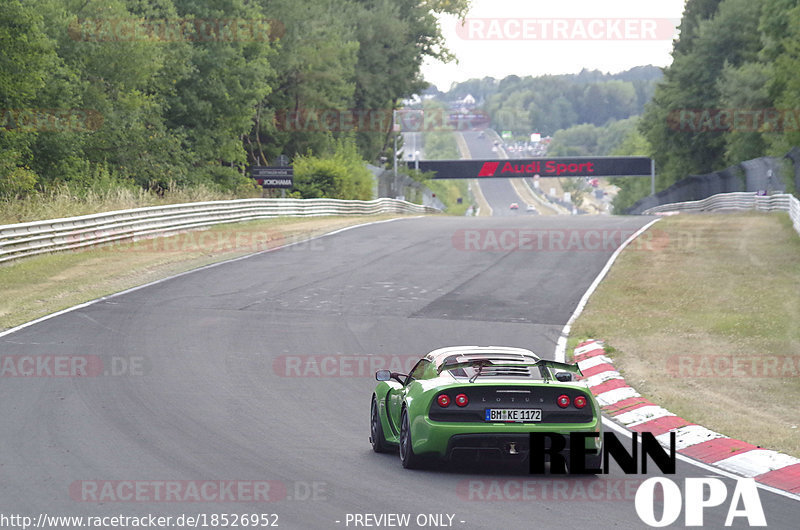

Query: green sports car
[369,346,602,469]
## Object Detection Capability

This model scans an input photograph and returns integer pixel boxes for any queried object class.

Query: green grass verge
[424,179,470,216]
[570,212,800,457]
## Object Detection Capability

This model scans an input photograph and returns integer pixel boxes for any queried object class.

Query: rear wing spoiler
[437,359,583,381]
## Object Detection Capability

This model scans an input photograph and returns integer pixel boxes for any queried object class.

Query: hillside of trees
[639,0,800,200]
[0,0,469,200]
[443,66,663,137]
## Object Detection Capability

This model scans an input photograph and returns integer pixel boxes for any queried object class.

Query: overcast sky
[421,0,688,91]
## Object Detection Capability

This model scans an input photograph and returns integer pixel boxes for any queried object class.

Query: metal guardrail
[642,192,800,237]
[0,197,439,264]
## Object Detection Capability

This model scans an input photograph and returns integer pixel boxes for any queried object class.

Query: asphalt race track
[461,131,527,216]
[1,211,797,529]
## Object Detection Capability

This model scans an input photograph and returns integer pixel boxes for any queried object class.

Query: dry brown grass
[0,184,259,225]
[571,212,800,457]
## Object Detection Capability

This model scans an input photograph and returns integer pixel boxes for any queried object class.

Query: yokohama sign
[417,157,652,179]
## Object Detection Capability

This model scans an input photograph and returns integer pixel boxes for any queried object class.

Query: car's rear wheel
[583,451,603,474]
[566,451,603,475]
[399,408,423,469]
[370,396,390,453]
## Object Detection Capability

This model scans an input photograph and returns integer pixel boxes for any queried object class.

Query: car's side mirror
[376,370,407,384]
[555,372,573,382]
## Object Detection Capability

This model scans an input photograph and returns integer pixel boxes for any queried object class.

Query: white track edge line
[554,218,661,362]
[0,216,417,339]
[601,417,800,502]
[6,214,798,503]
[552,218,800,502]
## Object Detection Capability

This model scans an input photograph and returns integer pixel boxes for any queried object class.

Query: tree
[164,0,275,187]
[609,129,654,212]
[640,0,764,189]
[1,0,472,198]
[763,1,800,154]
[718,61,773,163]
[0,0,56,193]
[673,0,725,55]
[292,138,373,199]
[475,69,661,137]
[246,0,358,167]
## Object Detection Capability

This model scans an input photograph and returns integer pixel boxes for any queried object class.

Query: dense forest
[3,0,799,211]
[637,0,800,205]
[0,0,469,200]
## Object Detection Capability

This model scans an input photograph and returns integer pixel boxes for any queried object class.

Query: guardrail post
[651,159,655,196]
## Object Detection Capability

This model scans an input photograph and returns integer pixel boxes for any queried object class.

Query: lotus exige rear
[369,346,602,469]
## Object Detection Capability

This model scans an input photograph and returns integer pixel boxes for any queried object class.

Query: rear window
[440,353,545,381]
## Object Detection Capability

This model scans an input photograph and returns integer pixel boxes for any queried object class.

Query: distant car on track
[526,204,537,213]
[369,346,602,469]
[509,202,519,210]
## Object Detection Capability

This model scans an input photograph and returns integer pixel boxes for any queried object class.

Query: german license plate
[485,409,542,422]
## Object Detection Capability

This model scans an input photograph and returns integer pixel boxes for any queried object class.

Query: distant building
[448,93,477,112]
[402,94,422,107]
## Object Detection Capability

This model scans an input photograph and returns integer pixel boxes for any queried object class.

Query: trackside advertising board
[417,157,652,179]
[249,166,294,188]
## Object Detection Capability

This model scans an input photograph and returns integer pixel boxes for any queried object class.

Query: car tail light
[455,393,469,407]
[437,394,451,407]
[574,395,587,409]
[557,394,570,408]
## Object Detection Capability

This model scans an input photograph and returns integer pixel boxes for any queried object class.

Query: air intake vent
[480,366,532,377]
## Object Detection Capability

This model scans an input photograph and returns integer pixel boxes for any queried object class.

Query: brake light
[574,395,587,408]
[437,394,451,407]
[557,394,570,408]
[455,393,469,407]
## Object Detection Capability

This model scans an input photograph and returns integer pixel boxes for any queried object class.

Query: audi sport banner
[416,157,652,179]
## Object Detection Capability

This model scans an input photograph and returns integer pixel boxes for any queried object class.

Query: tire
[566,451,602,475]
[370,396,390,453]
[584,451,603,474]
[399,408,424,469]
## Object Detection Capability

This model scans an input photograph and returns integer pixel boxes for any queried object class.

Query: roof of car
[424,346,540,367]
